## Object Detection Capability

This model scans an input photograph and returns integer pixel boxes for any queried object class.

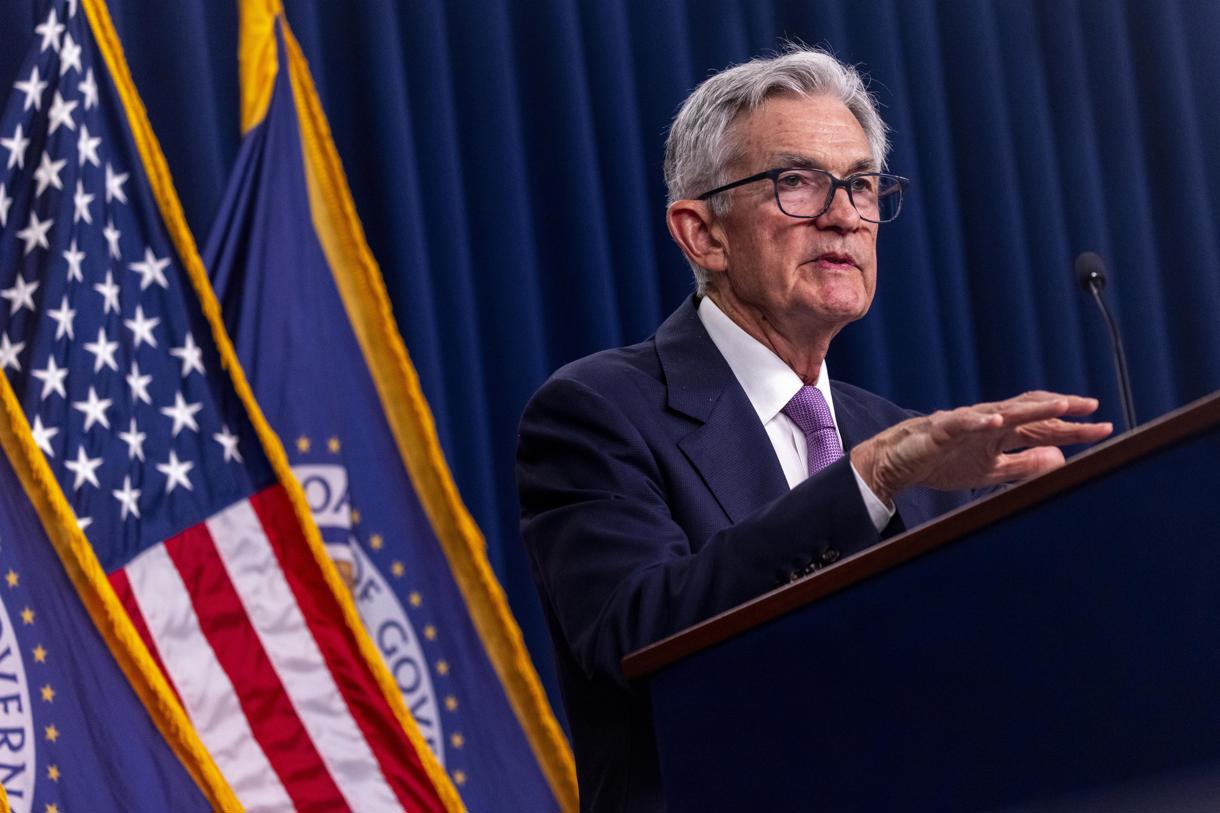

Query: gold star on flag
[45,803,59,813]
[20,607,34,625]
[424,624,437,641]
[408,591,422,607]
[44,724,58,742]
[40,684,54,702]
[369,533,384,550]
[33,645,46,663]
[47,764,60,781]
[327,436,341,453]
[5,570,17,587]
[445,695,458,712]
[450,732,465,749]
[453,770,467,786]
[391,561,405,578]
[351,508,361,525]
[295,435,311,453]
[436,660,449,676]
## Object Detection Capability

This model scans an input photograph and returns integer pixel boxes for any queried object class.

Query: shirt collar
[697,296,836,426]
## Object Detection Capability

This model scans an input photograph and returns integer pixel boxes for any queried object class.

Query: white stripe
[208,499,401,813]
[125,543,295,813]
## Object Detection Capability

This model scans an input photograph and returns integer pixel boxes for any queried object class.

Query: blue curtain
[6,0,1219,719]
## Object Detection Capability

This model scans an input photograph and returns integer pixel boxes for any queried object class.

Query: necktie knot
[782,386,842,476]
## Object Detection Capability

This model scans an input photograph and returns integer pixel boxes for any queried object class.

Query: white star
[0,184,10,228]
[16,210,53,255]
[74,510,92,531]
[59,32,82,76]
[0,274,38,314]
[33,150,67,196]
[123,305,159,348]
[126,360,152,405]
[93,270,120,314]
[67,0,78,18]
[78,68,98,110]
[13,67,48,112]
[1,124,29,170]
[46,91,78,134]
[213,424,243,463]
[77,124,101,167]
[64,445,103,491]
[170,333,205,378]
[160,391,203,436]
[63,239,85,282]
[117,417,146,461]
[128,248,171,291]
[72,180,94,224]
[112,475,141,520]
[47,295,75,340]
[105,163,128,205]
[34,9,64,53]
[29,415,58,457]
[31,355,68,400]
[83,327,119,373]
[156,450,194,494]
[0,334,24,371]
[103,218,121,259]
[72,386,113,432]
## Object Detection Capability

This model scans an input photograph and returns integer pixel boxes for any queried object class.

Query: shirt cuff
[851,461,895,532]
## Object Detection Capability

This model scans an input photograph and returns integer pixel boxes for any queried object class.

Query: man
[516,48,1111,812]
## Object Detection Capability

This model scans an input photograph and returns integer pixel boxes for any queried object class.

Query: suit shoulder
[543,335,663,396]
[830,379,921,421]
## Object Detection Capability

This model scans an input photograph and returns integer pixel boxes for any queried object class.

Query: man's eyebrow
[771,154,880,173]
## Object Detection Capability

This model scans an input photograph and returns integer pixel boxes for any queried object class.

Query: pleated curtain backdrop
[3,0,1219,721]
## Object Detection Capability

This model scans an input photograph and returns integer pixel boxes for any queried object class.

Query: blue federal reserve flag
[0,409,216,812]
[206,13,576,812]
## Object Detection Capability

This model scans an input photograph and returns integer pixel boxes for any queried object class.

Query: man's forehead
[728,94,875,170]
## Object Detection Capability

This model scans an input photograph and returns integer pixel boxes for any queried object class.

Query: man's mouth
[810,252,856,270]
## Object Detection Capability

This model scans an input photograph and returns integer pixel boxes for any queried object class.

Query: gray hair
[663,47,890,293]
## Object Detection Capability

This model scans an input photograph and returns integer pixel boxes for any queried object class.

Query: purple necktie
[782,386,843,476]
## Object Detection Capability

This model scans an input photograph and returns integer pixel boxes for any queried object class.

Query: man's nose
[815,186,860,230]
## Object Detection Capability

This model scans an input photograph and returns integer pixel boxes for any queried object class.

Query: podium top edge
[622,389,1220,681]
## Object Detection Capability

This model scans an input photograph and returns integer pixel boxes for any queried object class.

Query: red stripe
[108,566,185,710]
[164,522,349,813]
[250,485,446,813]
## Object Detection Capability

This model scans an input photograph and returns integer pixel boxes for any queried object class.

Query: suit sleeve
[517,375,880,686]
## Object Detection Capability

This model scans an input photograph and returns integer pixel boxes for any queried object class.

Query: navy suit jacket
[517,297,978,813]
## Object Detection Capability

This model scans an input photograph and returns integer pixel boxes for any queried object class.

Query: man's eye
[777,172,812,188]
[850,176,877,193]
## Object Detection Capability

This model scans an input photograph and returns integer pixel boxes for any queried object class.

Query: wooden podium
[623,391,1220,812]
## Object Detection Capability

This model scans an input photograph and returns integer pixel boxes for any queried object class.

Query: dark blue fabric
[6,0,1218,719]
[202,36,558,812]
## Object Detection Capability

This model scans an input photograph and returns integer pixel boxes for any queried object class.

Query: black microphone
[1074,251,1136,432]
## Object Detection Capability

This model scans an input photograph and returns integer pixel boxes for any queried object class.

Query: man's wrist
[850,440,897,505]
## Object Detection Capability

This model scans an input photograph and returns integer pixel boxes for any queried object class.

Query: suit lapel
[656,298,789,524]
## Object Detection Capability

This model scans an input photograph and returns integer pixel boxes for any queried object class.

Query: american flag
[0,2,458,811]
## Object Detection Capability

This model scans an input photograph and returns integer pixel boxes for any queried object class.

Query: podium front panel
[648,423,1220,812]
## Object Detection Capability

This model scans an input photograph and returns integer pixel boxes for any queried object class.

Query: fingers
[1010,417,1113,448]
[991,446,1067,482]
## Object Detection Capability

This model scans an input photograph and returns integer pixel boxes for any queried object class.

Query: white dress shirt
[697,297,894,532]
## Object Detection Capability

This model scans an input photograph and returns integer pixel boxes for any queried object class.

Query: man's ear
[666,199,728,274]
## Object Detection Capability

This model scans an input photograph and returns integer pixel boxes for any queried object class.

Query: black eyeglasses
[697,167,909,223]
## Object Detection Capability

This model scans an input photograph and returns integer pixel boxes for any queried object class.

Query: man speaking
[516,47,1111,813]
